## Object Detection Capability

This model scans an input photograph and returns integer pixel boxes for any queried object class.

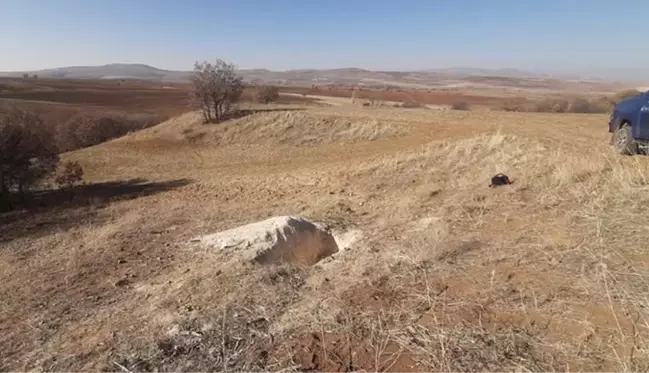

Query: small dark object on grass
[489,173,512,188]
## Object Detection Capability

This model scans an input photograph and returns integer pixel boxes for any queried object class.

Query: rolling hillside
[0,64,633,92]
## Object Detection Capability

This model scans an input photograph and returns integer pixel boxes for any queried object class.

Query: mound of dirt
[211,111,404,146]
[191,216,340,266]
[115,109,405,147]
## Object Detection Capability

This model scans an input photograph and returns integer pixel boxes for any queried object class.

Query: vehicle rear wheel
[614,124,637,155]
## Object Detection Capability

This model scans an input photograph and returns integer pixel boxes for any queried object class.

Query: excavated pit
[192,216,340,266]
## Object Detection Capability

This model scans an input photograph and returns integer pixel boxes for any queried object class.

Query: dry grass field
[0,78,191,121]
[0,78,316,130]
[2,91,649,372]
[282,86,515,107]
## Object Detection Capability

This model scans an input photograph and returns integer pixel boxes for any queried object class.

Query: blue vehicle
[609,90,649,154]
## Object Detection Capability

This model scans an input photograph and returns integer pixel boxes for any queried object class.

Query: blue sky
[1,0,647,77]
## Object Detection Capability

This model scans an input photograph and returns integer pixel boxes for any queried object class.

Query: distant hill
[0,64,547,82]
[429,67,541,78]
[0,64,190,81]
[0,63,641,87]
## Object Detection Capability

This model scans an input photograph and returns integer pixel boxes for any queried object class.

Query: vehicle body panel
[609,91,649,140]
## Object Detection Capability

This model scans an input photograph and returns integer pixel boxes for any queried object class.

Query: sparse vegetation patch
[451,101,470,110]
[254,85,280,104]
[0,107,59,210]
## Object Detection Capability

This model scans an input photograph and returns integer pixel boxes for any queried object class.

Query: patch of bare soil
[271,332,418,372]
[192,216,340,266]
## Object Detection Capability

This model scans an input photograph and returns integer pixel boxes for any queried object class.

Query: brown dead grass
[2,104,649,372]
[0,79,315,144]
[283,86,517,107]
[501,96,615,114]
[143,109,407,146]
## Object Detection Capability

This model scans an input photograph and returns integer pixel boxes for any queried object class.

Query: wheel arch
[620,119,631,128]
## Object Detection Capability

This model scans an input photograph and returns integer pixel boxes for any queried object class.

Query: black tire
[613,124,637,155]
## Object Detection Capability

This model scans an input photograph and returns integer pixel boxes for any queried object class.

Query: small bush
[500,99,527,112]
[501,97,613,114]
[566,97,612,114]
[451,101,470,111]
[567,97,592,113]
[56,112,165,152]
[184,132,206,143]
[0,107,59,209]
[582,97,614,113]
[614,89,643,104]
[529,98,569,113]
[255,86,280,104]
[55,161,84,189]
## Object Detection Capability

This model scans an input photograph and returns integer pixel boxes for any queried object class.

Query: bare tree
[0,107,59,209]
[191,62,213,122]
[54,160,84,202]
[255,86,280,104]
[55,161,84,189]
[191,60,243,123]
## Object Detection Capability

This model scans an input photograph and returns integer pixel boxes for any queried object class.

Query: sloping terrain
[1,64,631,92]
[2,105,649,371]
[1,64,189,81]
[127,109,407,147]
